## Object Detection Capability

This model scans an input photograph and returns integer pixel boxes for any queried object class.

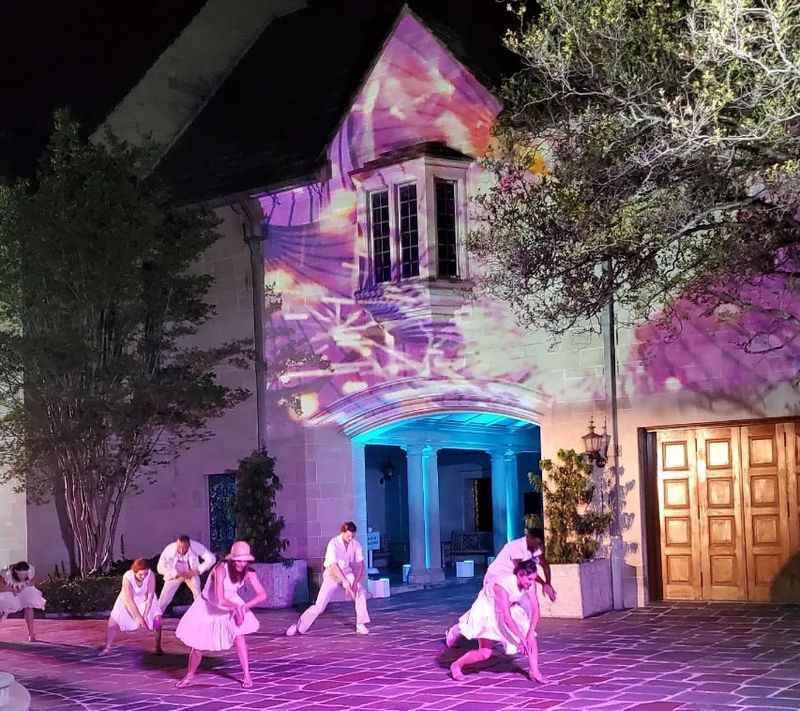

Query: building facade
[14,1,800,605]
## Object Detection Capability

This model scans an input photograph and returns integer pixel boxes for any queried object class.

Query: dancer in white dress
[446,559,545,683]
[99,558,163,655]
[175,541,266,689]
[0,561,46,642]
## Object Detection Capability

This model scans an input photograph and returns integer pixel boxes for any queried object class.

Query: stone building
[7,0,799,606]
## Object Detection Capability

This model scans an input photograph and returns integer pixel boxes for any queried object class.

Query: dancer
[157,534,216,613]
[447,559,544,683]
[100,558,163,655]
[485,527,557,602]
[286,521,369,637]
[175,541,266,689]
[0,561,46,642]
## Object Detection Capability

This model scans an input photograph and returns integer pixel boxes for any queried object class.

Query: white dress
[110,570,162,631]
[0,566,46,615]
[175,564,259,651]
[457,573,535,654]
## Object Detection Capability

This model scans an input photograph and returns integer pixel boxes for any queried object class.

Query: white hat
[226,541,255,562]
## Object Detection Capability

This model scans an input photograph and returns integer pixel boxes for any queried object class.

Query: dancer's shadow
[435,641,531,680]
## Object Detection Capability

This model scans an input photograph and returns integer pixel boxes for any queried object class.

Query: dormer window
[354,142,472,295]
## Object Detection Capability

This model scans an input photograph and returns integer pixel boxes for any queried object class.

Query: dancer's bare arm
[242,572,267,609]
[143,573,155,621]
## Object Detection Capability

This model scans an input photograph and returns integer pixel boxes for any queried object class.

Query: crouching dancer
[446,559,544,683]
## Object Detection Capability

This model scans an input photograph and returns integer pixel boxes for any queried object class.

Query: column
[405,444,427,582]
[490,448,509,553]
[504,447,522,540]
[351,441,367,540]
[422,445,444,581]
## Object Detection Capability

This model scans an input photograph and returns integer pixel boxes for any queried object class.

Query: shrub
[530,448,612,564]
[234,450,289,562]
[39,575,121,615]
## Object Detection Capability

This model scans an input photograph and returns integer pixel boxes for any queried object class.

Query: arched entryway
[354,411,540,584]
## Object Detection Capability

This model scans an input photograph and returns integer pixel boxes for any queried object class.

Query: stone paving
[1,582,800,711]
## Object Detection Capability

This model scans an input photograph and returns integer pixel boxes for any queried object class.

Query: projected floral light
[258,14,567,425]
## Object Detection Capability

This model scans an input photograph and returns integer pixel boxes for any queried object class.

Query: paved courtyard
[1,582,800,711]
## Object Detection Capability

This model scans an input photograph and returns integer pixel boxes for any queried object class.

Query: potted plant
[530,448,613,618]
[233,450,309,608]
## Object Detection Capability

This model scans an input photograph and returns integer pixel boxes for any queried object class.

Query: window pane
[435,179,457,278]
[398,183,419,279]
[370,190,391,283]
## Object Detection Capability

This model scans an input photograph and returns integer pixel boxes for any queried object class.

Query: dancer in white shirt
[100,558,162,655]
[157,535,216,613]
[484,527,556,602]
[286,521,370,636]
[447,559,545,683]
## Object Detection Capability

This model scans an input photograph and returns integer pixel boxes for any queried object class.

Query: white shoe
[286,623,298,637]
[356,624,369,635]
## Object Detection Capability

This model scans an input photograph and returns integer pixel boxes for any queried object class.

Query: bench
[444,531,493,566]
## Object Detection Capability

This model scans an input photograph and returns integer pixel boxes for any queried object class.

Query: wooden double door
[656,422,800,601]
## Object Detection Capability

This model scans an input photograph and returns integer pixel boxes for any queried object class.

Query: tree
[0,112,250,576]
[531,449,612,563]
[233,450,289,562]
[471,0,800,353]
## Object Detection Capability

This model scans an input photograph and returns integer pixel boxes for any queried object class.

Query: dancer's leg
[353,582,370,626]
[526,635,545,683]
[153,616,163,654]
[23,607,36,641]
[185,575,202,601]
[177,649,202,687]
[99,621,119,655]
[297,576,338,633]
[158,578,183,613]
[450,638,494,681]
[234,635,252,688]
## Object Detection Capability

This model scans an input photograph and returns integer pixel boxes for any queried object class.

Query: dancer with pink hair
[175,541,266,689]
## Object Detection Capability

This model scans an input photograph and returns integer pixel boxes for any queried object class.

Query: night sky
[0,1,208,180]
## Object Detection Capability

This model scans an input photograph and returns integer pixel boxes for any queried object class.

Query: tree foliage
[531,449,612,563]
[233,450,289,563]
[472,0,800,352]
[0,112,250,576]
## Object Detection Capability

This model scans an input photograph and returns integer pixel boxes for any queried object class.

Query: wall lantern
[582,418,611,468]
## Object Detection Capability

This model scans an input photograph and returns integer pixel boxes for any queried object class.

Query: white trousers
[158,575,201,611]
[298,573,370,632]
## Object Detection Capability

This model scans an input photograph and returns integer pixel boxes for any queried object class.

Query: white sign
[366,531,381,551]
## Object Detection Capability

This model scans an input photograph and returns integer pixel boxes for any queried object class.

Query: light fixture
[582,418,611,468]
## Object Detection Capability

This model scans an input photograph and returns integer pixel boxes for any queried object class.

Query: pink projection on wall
[259,13,544,425]
[628,274,800,407]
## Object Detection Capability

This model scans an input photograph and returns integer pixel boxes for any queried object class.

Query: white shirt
[157,540,216,581]
[484,537,537,585]
[323,534,364,578]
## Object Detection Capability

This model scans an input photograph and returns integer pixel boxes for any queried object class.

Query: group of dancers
[1,522,555,687]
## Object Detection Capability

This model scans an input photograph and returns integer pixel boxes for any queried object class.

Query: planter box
[250,560,309,609]
[538,558,612,619]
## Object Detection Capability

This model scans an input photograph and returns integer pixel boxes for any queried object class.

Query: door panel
[656,421,799,602]
[740,424,792,601]
[696,427,747,600]
[656,429,702,600]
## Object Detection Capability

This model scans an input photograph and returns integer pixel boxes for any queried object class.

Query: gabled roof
[156,0,517,205]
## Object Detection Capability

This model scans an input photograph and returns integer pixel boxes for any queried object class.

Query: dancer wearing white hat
[175,541,266,689]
